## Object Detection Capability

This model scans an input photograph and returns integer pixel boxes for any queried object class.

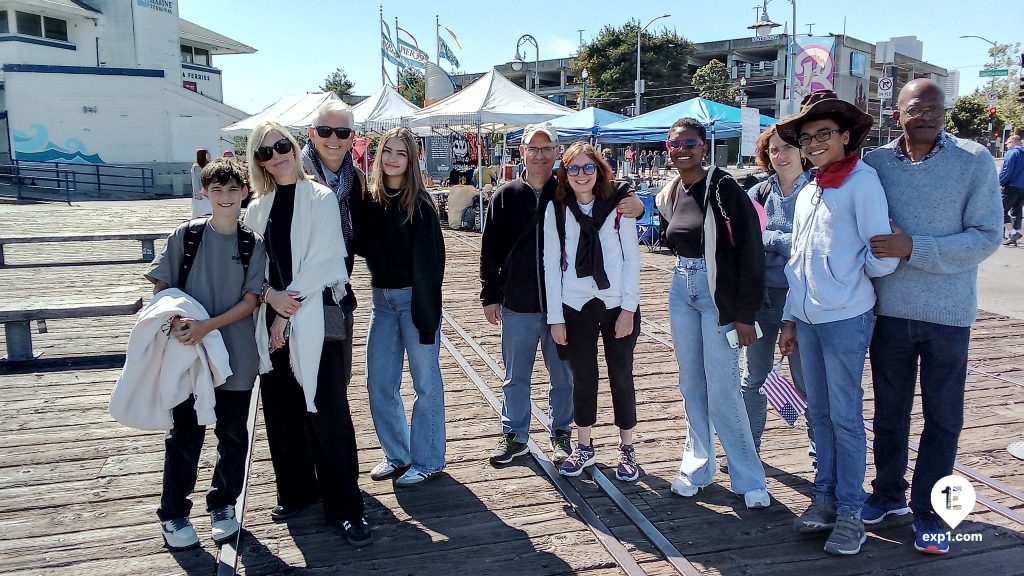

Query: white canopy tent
[407,70,573,230]
[352,85,421,133]
[221,92,341,136]
[407,69,573,130]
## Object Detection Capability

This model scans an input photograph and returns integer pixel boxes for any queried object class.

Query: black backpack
[178,217,257,288]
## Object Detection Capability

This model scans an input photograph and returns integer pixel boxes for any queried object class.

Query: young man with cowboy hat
[776,90,899,556]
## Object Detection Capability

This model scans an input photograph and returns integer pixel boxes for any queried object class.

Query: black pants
[261,312,363,525]
[1002,185,1024,229]
[562,298,640,430]
[157,389,253,521]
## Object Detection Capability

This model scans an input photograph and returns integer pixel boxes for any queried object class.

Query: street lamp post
[784,0,797,115]
[581,69,589,110]
[635,14,670,116]
[961,35,1001,154]
[511,34,540,93]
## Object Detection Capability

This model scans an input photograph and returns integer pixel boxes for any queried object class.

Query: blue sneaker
[913,511,950,555]
[862,495,911,525]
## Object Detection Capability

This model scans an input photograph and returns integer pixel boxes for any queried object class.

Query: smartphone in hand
[726,322,763,349]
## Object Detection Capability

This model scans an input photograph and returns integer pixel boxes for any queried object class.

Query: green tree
[692,59,739,105]
[984,42,1023,134]
[320,67,354,98]
[946,93,990,139]
[572,21,696,115]
[398,68,425,107]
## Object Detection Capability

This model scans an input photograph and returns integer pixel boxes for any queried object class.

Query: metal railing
[3,160,154,198]
[0,163,75,204]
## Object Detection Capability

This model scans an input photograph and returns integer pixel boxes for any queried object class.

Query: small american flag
[760,363,807,427]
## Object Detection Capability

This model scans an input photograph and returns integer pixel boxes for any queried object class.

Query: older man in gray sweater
[861,79,1003,555]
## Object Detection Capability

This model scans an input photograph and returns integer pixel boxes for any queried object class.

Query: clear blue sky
[179,0,1023,115]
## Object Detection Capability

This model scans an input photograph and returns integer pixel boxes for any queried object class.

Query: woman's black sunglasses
[254,139,293,162]
[314,126,354,139]
[566,163,598,177]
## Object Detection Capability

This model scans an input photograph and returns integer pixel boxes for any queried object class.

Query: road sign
[988,91,999,106]
[878,77,893,99]
[979,69,1010,77]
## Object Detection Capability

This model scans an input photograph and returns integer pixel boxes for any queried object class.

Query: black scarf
[564,192,619,290]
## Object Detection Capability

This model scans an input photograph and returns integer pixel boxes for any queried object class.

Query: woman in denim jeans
[741,124,816,459]
[655,117,770,510]
[350,127,446,487]
[776,91,899,555]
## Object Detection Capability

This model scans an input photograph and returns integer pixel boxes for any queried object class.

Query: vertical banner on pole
[741,107,760,158]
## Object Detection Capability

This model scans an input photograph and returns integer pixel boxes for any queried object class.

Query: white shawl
[243,178,349,412]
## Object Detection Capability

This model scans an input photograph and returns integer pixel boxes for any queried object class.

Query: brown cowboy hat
[776,90,874,151]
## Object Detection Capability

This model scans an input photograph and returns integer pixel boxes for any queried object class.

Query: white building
[0,0,254,184]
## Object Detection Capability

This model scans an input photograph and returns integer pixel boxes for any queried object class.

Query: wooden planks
[0,199,1022,576]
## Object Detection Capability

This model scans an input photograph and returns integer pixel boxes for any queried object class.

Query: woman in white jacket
[543,142,642,481]
[242,121,372,546]
[777,91,898,556]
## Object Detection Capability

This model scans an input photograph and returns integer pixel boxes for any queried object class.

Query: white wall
[0,17,100,68]
[4,69,244,164]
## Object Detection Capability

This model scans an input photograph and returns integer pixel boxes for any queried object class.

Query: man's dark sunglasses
[314,126,354,139]
[254,139,293,162]
[566,163,598,177]
[666,139,703,150]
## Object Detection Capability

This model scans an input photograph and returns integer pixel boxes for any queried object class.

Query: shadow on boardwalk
[238,481,581,575]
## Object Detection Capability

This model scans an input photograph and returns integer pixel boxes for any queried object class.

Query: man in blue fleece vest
[862,79,1003,555]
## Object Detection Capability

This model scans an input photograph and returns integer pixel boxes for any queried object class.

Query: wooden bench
[0,232,171,267]
[0,297,143,361]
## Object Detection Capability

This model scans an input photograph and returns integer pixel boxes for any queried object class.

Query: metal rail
[439,330,648,576]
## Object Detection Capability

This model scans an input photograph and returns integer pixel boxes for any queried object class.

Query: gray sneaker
[550,430,572,463]
[210,505,239,544]
[795,500,837,533]
[824,514,866,555]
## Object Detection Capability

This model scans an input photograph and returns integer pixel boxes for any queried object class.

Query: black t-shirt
[666,179,707,258]
[353,188,415,288]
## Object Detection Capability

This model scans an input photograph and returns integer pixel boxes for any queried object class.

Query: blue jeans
[796,311,875,517]
[668,257,766,495]
[869,316,970,515]
[500,307,574,442]
[366,287,446,474]
[741,286,815,454]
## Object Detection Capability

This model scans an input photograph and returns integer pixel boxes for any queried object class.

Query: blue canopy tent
[507,106,628,144]
[600,97,777,141]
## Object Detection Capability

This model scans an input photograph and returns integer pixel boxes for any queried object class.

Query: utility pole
[577,29,585,51]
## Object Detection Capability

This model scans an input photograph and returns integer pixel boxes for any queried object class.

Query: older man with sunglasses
[482,123,644,466]
[861,79,1003,555]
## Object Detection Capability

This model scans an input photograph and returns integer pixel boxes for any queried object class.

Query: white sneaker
[744,489,771,509]
[670,474,700,497]
[161,517,200,550]
[210,505,239,544]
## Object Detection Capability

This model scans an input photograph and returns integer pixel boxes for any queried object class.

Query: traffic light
[1018,76,1024,104]
[989,106,998,119]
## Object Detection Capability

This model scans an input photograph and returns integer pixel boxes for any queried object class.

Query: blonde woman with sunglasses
[242,120,372,546]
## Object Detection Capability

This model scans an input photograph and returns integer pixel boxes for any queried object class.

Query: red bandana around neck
[815,152,859,189]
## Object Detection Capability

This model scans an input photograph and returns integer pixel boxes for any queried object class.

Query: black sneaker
[270,500,316,522]
[341,517,373,547]
[489,433,529,465]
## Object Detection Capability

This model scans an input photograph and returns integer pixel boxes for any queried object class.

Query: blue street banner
[438,37,459,68]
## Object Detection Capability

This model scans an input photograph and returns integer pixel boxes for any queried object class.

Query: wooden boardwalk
[1,199,1022,576]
